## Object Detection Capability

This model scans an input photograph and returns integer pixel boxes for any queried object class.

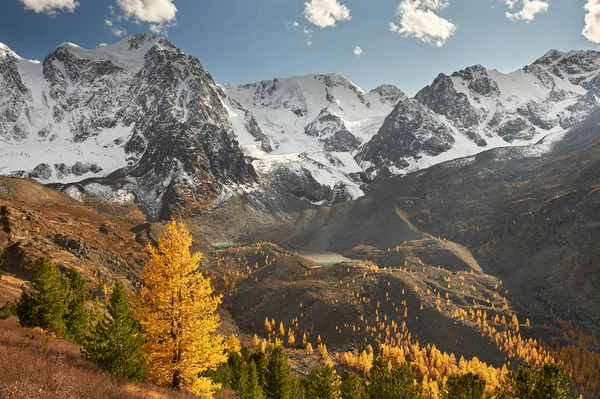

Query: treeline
[212,344,578,399]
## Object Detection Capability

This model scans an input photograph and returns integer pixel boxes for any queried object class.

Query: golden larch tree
[133,219,227,397]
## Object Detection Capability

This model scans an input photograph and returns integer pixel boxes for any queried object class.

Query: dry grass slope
[0,318,200,399]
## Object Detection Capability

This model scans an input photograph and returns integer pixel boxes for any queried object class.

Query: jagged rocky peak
[369,84,407,104]
[356,98,455,177]
[304,108,349,137]
[451,65,500,97]
[533,49,566,66]
[415,72,480,129]
[0,42,21,59]
[532,48,600,70]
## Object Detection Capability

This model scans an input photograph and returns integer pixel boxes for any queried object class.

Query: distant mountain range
[1,33,599,218]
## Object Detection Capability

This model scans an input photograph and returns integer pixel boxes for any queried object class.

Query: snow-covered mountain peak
[0,34,256,219]
[0,42,22,60]
[46,33,172,73]
[369,84,407,105]
[222,73,405,203]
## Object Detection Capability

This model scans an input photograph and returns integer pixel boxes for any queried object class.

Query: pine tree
[495,364,574,399]
[291,376,306,399]
[243,362,265,399]
[17,257,68,336]
[250,352,268,387]
[443,373,486,399]
[265,347,293,399]
[133,219,227,396]
[340,372,366,399]
[229,352,249,393]
[305,365,342,399]
[367,357,422,399]
[63,268,90,344]
[83,280,147,381]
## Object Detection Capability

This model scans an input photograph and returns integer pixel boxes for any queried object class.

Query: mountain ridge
[0,34,599,217]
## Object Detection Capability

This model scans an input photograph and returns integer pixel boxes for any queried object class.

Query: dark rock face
[29,164,53,180]
[0,47,32,141]
[497,118,537,142]
[415,73,480,129]
[356,99,455,176]
[321,130,361,152]
[271,165,333,204]
[369,84,407,105]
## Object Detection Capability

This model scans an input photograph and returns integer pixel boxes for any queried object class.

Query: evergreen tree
[64,268,90,344]
[242,362,265,399]
[305,365,341,399]
[265,347,293,399]
[83,280,147,381]
[290,376,306,399]
[17,257,68,336]
[229,352,249,393]
[443,373,486,399]
[367,357,422,399]
[495,364,574,399]
[250,352,268,387]
[340,372,366,399]
[133,219,227,397]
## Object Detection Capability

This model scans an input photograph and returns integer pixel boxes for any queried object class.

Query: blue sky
[0,0,598,95]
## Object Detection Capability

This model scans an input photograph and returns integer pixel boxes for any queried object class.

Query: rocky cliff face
[356,99,455,176]
[0,34,256,219]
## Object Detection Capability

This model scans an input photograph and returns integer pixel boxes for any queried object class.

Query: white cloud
[504,0,549,22]
[354,46,363,57]
[583,0,600,43]
[390,0,456,47]
[18,0,79,15]
[105,0,176,37]
[285,21,315,47]
[303,0,351,28]
[111,26,127,37]
[116,0,177,23]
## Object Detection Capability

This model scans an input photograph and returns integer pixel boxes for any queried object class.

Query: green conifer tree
[250,352,268,387]
[17,257,68,336]
[64,268,90,344]
[290,376,306,399]
[367,357,422,399]
[495,364,574,399]
[243,361,265,399]
[305,365,342,399]
[443,373,486,399]
[229,352,249,394]
[83,280,147,381]
[340,372,366,399]
[265,347,293,399]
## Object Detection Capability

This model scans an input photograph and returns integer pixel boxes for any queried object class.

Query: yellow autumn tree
[133,219,227,397]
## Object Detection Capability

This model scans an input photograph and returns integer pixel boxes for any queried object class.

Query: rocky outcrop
[356,99,455,177]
